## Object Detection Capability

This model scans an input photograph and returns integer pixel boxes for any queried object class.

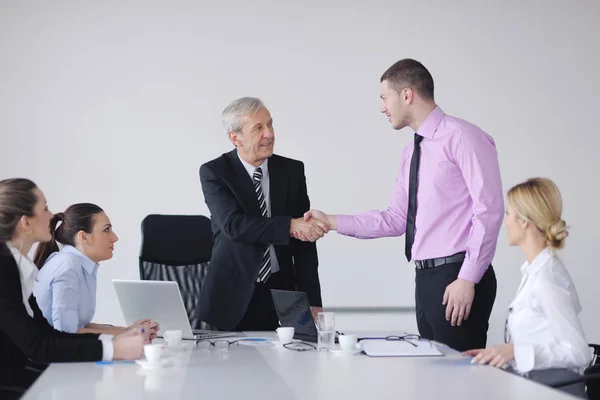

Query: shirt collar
[520,247,553,276]
[416,106,445,139]
[6,241,38,280]
[6,241,38,317]
[236,151,269,180]
[62,245,99,276]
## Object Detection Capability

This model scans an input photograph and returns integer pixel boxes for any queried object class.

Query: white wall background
[1,0,599,346]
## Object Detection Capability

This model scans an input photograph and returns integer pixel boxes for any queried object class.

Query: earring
[28,229,33,235]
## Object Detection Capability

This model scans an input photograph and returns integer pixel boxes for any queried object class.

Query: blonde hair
[507,177,568,249]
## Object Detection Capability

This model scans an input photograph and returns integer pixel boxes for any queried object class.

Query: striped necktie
[253,167,271,282]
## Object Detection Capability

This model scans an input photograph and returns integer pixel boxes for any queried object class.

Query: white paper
[360,339,443,357]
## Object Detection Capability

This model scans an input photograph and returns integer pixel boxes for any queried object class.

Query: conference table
[21,332,578,399]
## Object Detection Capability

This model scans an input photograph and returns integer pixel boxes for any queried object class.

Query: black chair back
[590,344,600,367]
[139,214,213,330]
[587,344,600,399]
[551,344,600,399]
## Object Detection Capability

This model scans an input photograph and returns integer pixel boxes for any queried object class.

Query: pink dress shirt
[337,106,504,283]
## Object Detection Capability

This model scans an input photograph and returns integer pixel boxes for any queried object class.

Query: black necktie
[253,167,271,282]
[405,133,423,262]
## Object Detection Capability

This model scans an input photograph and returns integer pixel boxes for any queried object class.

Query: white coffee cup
[338,334,358,352]
[276,327,295,343]
[163,330,183,346]
[144,344,164,365]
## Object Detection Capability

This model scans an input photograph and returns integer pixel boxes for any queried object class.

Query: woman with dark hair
[33,203,159,338]
[0,178,145,391]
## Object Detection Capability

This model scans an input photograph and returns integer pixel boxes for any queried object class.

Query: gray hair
[221,97,265,134]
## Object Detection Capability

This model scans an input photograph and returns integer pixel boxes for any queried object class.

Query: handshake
[290,209,334,242]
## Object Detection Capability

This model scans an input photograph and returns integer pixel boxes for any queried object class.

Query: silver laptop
[113,279,234,340]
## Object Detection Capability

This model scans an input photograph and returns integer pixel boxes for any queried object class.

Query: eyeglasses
[358,334,423,347]
[195,339,241,350]
[283,341,316,352]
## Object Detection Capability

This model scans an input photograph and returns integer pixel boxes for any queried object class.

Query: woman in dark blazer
[0,178,145,392]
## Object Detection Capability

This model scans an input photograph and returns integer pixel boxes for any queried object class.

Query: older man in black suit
[197,97,328,331]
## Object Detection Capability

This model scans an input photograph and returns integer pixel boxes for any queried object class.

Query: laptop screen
[270,289,318,342]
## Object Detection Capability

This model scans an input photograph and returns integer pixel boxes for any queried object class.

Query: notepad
[360,339,443,357]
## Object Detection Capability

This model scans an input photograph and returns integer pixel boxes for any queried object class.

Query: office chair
[139,214,214,330]
[590,344,600,367]
[550,344,600,399]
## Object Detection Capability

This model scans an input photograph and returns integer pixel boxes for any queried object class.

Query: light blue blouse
[33,245,99,333]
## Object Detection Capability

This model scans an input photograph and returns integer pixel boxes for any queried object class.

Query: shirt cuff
[513,343,535,373]
[457,259,485,283]
[336,215,355,236]
[99,335,115,361]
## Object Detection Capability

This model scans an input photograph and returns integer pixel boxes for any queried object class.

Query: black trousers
[235,271,292,332]
[415,262,497,352]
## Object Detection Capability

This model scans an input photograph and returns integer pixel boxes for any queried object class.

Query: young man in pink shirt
[301,59,504,351]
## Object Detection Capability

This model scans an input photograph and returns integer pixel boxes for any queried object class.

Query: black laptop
[270,289,320,343]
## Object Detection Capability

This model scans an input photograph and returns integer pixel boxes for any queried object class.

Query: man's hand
[290,217,329,242]
[464,344,514,368]
[310,306,323,322]
[113,327,145,360]
[442,278,475,326]
[303,209,336,230]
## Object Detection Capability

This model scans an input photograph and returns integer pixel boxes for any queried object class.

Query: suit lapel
[268,155,288,217]
[226,150,262,216]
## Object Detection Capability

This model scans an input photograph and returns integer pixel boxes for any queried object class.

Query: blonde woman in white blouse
[465,177,592,396]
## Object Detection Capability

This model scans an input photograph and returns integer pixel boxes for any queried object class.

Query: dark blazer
[0,243,102,386]
[197,150,322,330]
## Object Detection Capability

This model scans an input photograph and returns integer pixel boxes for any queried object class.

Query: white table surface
[21,332,578,400]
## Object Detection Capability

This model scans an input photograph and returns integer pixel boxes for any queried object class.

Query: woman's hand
[129,319,160,342]
[464,344,515,368]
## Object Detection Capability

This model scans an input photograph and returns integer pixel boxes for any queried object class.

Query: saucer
[271,340,294,348]
[164,343,192,352]
[135,359,172,369]
[330,348,361,356]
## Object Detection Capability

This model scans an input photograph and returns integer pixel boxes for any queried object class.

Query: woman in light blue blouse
[33,203,158,338]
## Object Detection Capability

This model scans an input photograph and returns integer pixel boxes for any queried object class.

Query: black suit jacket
[197,150,322,330]
[0,243,103,386]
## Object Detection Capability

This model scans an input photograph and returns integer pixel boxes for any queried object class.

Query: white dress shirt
[237,153,281,274]
[507,247,593,373]
[7,242,113,361]
[6,242,37,318]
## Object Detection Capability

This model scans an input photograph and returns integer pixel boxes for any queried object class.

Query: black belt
[414,252,466,270]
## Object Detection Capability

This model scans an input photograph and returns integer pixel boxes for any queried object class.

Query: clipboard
[360,339,443,357]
